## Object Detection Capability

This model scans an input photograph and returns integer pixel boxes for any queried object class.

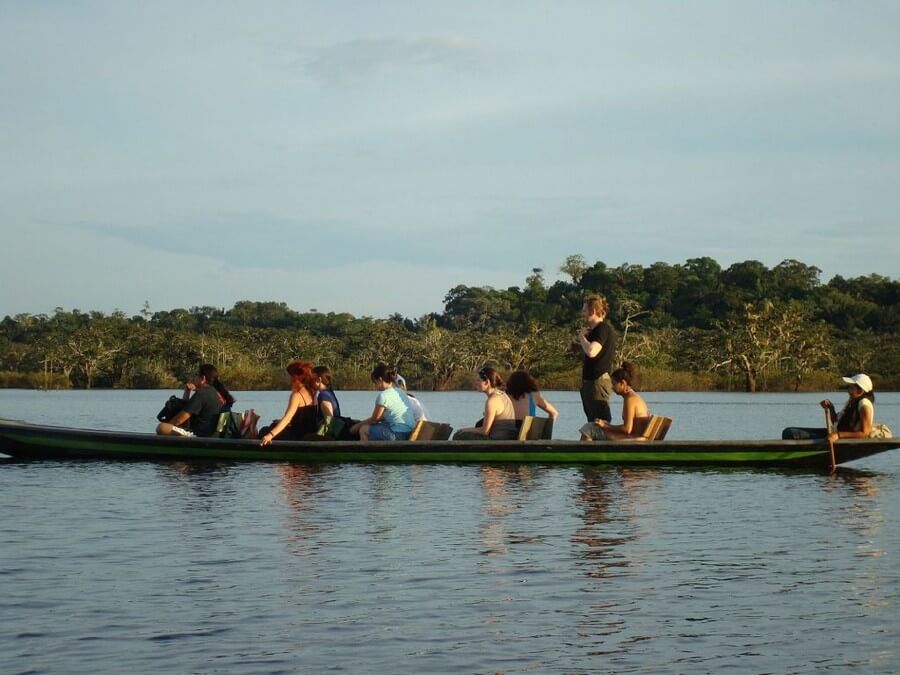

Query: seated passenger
[506,370,559,425]
[260,360,319,446]
[782,373,877,441]
[313,365,359,440]
[453,367,518,440]
[393,371,429,422]
[313,365,342,421]
[156,363,234,437]
[580,362,650,441]
[350,364,417,441]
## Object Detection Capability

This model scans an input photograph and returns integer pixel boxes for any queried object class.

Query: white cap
[842,373,873,393]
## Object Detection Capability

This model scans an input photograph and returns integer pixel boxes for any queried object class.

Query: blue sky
[1,1,898,319]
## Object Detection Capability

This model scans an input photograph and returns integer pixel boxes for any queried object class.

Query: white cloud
[302,36,485,86]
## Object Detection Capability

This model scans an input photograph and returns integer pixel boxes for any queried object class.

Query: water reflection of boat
[1,418,898,469]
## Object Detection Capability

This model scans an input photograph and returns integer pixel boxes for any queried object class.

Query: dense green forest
[1,256,897,392]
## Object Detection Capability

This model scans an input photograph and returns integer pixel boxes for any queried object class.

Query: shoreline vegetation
[1,256,897,393]
[0,366,860,393]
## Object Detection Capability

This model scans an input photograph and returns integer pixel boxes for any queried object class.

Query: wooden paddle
[825,409,837,472]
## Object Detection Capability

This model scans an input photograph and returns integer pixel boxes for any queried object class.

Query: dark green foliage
[0,258,896,390]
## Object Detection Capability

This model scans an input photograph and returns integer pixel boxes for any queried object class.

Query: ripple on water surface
[2,390,900,672]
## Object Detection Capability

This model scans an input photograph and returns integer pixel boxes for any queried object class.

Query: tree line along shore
[1,256,897,393]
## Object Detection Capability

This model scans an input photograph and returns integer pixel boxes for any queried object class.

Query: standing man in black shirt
[573,294,617,423]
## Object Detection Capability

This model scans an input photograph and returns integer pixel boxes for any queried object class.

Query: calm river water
[2,389,900,673]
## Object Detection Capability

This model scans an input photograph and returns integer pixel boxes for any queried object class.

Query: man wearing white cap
[782,373,876,440]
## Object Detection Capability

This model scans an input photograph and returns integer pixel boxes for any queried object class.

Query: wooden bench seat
[642,415,673,441]
[518,416,554,440]
[409,420,454,441]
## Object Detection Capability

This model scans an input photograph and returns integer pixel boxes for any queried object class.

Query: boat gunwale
[0,416,894,448]
[2,418,898,468]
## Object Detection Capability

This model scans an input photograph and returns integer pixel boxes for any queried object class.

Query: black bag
[156,395,185,422]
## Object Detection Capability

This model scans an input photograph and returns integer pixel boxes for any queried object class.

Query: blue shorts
[368,423,410,441]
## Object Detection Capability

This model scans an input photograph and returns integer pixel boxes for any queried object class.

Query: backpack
[315,415,347,440]
[240,409,260,439]
[156,395,185,422]
[213,411,244,439]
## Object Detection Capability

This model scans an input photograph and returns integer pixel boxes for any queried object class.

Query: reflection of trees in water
[280,464,332,556]
[363,466,429,542]
[156,461,238,515]
[479,465,540,558]
[480,466,511,557]
[573,467,659,579]
[163,461,232,477]
[572,468,668,661]
[810,467,884,540]
[826,468,888,611]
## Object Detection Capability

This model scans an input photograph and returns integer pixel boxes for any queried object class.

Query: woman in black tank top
[260,360,320,445]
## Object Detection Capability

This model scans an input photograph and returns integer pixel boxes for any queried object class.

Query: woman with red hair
[260,360,320,446]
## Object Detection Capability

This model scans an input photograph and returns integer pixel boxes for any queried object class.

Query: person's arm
[598,398,637,435]
[182,382,196,401]
[260,391,302,446]
[458,398,496,436]
[169,410,191,428]
[350,404,386,434]
[481,396,504,436]
[597,405,649,441]
[171,387,204,428]
[860,401,875,437]
[831,401,874,440]
[578,328,603,358]
[407,395,426,421]
[820,399,837,424]
[620,396,637,435]
[361,405,386,426]
[534,393,559,421]
[319,398,335,418]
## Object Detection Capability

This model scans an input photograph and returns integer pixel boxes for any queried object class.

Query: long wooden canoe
[1,418,898,468]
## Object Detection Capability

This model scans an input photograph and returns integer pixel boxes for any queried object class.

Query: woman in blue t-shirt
[350,364,416,441]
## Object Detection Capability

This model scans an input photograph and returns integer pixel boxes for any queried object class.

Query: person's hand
[819,399,833,409]
[260,432,274,447]
[185,382,196,392]
[593,418,606,428]
[828,431,839,443]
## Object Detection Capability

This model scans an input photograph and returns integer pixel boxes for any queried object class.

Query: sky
[1,1,898,320]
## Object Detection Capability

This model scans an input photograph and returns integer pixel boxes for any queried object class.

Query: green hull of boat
[2,419,898,468]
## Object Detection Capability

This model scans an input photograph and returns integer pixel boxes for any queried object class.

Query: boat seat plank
[409,420,453,441]
[518,416,554,441]
[643,416,673,441]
